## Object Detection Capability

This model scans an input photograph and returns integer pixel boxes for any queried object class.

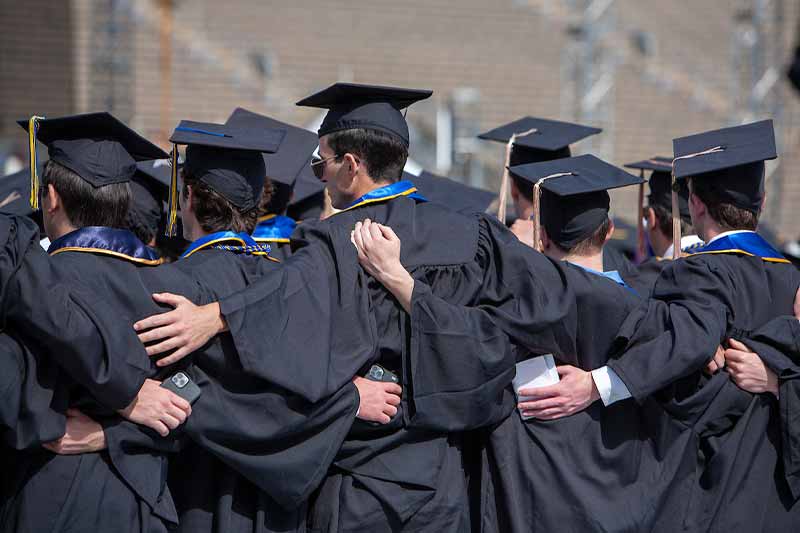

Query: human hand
[517,365,600,420]
[351,219,405,283]
[705,345,726,375]
[43,409,106,455]
[353,376,402,424]
[726,338,779,397]
[134,295,225,366]
[118,378,192,436]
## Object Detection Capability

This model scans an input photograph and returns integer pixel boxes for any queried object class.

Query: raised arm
[0,215,147,410]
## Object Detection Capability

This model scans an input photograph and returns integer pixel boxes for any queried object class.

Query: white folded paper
[513,354,560,420]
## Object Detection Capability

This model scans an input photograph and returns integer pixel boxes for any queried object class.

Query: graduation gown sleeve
[736,316,800,501]
[218,223,377,403]
[607,257,734,401]
[183,359,360,509]
[0,215,148,409]
[0,332,67,449]
[400,216,585,431]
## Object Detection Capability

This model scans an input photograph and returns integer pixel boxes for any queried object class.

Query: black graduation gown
[608,251,800,532]
[218,197,581,533]
[0,330,67,450]
[624,256,667,296]
[0,216,152,409]
[166,247,359,533]
[402,261,668,532]
[396,239,800,533]
[0,228,206,533]
[603,244,637,281]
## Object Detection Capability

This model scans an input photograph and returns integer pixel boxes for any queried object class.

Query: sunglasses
[310,153,341,179]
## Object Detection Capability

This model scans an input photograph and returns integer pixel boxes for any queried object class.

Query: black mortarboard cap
[287,189,325,222]
[18,112,168,209]
[625,156,691,223]
[128,159,172,241]
[167,120,285,235]
[291,169,326,207]
[0,168,36,217]
[672,119,776,213]
[509,154,643,250]
[296,82,433,146]
[225,107,318,188]
[411,170,495,214]
[478,116,601,166]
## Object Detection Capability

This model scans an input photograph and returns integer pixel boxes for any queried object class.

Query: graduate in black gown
[1,112,198,533]
[224,107,318,261]
[156,119,377,533]
[623,156,702,295]
[480,155,662,532]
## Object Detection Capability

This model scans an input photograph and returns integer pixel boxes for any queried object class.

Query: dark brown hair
[326,128,408,183]
[552,217,612,256]
[181,171,258,234]
[689,178,759,231]
[41,160,130,229]
[649,204,693,238]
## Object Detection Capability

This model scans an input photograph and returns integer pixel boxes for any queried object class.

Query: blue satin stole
[338,180,428,213]
[252,214,296,244]
[689,231,789,264]
[48,226,162,265]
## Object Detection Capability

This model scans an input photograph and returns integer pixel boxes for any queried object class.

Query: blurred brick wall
[4,0,800,239]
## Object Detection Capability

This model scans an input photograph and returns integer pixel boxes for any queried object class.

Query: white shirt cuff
[591,366,632,406]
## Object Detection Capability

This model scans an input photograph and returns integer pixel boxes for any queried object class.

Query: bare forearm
[379,269,415,314]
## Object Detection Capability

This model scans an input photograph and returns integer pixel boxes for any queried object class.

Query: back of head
[510,146,571,201]
[689,163,763,232]
[540,188,610,256]
[325,127,409,184]
[42,160,131,229]
[181,169,258,234]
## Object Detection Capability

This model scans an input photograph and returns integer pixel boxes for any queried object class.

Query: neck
[546,245,605,272]
[650,230,672,258]
[565,251,605,272]
[351,177,390,202]
[515,201,534,221]
[699,218,726,243]
[48,219,78,242]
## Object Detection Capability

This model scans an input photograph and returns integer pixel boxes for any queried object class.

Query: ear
[604,218,615,243]
[645,207,657,230]
[44,183,60,213]
[342,153,360,177]
[182,184,193,211]
[689,191,705,218]
[540,226,551,251]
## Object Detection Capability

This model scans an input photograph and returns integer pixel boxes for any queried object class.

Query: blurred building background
[1,0,799,240]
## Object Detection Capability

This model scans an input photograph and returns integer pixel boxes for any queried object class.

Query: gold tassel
[27,115,46,209]
[165,145,179,237]
[497,128,538,224]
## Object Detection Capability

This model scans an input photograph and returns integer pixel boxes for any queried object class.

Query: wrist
[209,302,227,333]
[380,267,413,293]
[768,370,780,398]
